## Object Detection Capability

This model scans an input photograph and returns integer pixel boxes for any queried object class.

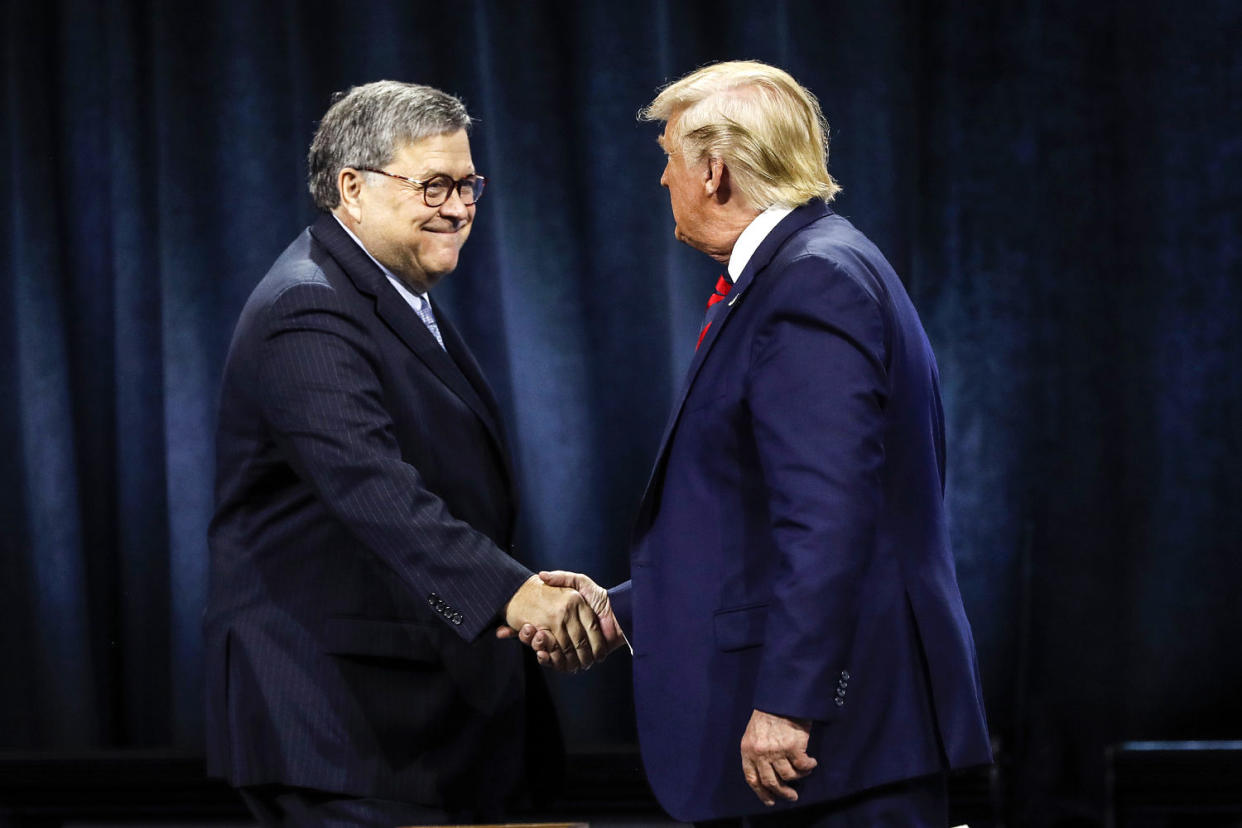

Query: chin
[422,263,457,286]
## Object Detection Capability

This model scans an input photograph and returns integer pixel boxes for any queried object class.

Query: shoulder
[228,228,361,351]
[768,213,893,309]
[261,229,335,300]
[756,227,887,327]
[748,215,893,364]
[242,228,355,320]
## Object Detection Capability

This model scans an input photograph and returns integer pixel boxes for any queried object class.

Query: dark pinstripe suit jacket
[204,213,559,807]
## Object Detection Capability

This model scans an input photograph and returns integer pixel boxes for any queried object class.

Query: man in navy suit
[204,81,609,827]
[525,62,992,826]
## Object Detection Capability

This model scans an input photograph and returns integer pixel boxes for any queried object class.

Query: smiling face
[346,129,476,291]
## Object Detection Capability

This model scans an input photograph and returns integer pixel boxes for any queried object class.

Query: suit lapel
[635,202,833,519]
[435,305,518,494]
[309,214,508,460]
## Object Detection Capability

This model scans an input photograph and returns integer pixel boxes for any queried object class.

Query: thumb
[538,569,582,589]
[495,626,518,640]
[791,752,818,772]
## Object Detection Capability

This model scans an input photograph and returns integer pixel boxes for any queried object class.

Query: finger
[575,599,610,662]
[741,756,773,806]
[518,624,539,646]
[543,645,573,673]
[538,570,582,589]
[790,750,818,773]
[560,646,581,673]
[757,760,798,802]
[552,589,594,670]
[542,617,580,671]
[772,756,809,782]
[544,625,581,673]
[495,626,517,639]
[562,606,595,670]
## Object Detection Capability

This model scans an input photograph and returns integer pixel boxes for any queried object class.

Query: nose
[438,186,470,220]
[660,162,670,188]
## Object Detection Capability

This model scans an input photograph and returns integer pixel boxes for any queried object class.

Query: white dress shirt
[727,204,794,282]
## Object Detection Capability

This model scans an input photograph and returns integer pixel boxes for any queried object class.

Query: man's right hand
[499,574,607,672]
[502,571,628,672]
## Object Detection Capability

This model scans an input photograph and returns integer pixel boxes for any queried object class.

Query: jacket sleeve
[253,280,532,641]
[608,579,633,639]
[745,255,889,722]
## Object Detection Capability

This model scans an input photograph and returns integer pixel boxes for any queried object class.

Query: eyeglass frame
[356,166,487,207]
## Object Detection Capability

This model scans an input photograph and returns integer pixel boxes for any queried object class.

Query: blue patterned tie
[414,297,445,350]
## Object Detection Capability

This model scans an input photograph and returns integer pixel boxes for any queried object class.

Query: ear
[337,168,365,222]
[705,156,732,202]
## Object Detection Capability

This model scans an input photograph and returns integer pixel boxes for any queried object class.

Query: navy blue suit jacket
[610,202,991,821]
[204,214,558,807]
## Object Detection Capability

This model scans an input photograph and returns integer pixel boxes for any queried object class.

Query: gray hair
[308,80,473,210]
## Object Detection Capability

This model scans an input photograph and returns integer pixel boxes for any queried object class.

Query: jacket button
[840,670,850,680]
[834,697,845,707]
[451,612,463,625]
[836,687,846,698]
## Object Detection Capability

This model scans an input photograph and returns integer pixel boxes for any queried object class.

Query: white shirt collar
[726,204,794,282]
[331,213,429,309]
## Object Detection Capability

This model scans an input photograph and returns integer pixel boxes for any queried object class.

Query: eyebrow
[410,169,477,181]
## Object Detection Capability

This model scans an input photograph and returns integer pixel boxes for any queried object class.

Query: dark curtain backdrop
[2,0,1239,824]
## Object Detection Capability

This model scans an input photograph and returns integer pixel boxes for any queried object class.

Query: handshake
[497,571,627,673]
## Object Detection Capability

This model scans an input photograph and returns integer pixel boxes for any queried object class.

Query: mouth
[424,217,466,233]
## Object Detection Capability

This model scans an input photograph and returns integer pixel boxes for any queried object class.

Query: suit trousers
[694,773,947,828]
[239,784,501,828]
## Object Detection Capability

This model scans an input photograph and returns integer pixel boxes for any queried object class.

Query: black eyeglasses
[358,167,487,207]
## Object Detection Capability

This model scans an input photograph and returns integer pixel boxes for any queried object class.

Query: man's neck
[702,206,761,265]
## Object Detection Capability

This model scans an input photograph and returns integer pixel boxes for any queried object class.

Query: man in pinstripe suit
[204,81,610,826]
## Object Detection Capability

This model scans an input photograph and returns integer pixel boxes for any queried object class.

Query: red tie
[696,275,732,351]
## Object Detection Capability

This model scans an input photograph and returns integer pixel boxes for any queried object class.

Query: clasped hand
[497,571,625,673]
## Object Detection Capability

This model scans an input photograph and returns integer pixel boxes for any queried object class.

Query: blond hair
[640,61,841,209]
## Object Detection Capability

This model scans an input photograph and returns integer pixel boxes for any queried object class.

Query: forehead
[657,124,675,154]
[657,112,684,152]
[392,129,473,173]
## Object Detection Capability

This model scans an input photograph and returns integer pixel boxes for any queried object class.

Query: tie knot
[707,275,732,308]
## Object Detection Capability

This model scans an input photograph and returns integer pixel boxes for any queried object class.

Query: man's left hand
[740,709,817,805]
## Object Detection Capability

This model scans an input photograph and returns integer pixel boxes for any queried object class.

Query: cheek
[424,227,470,261]
[668,185,687,215]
